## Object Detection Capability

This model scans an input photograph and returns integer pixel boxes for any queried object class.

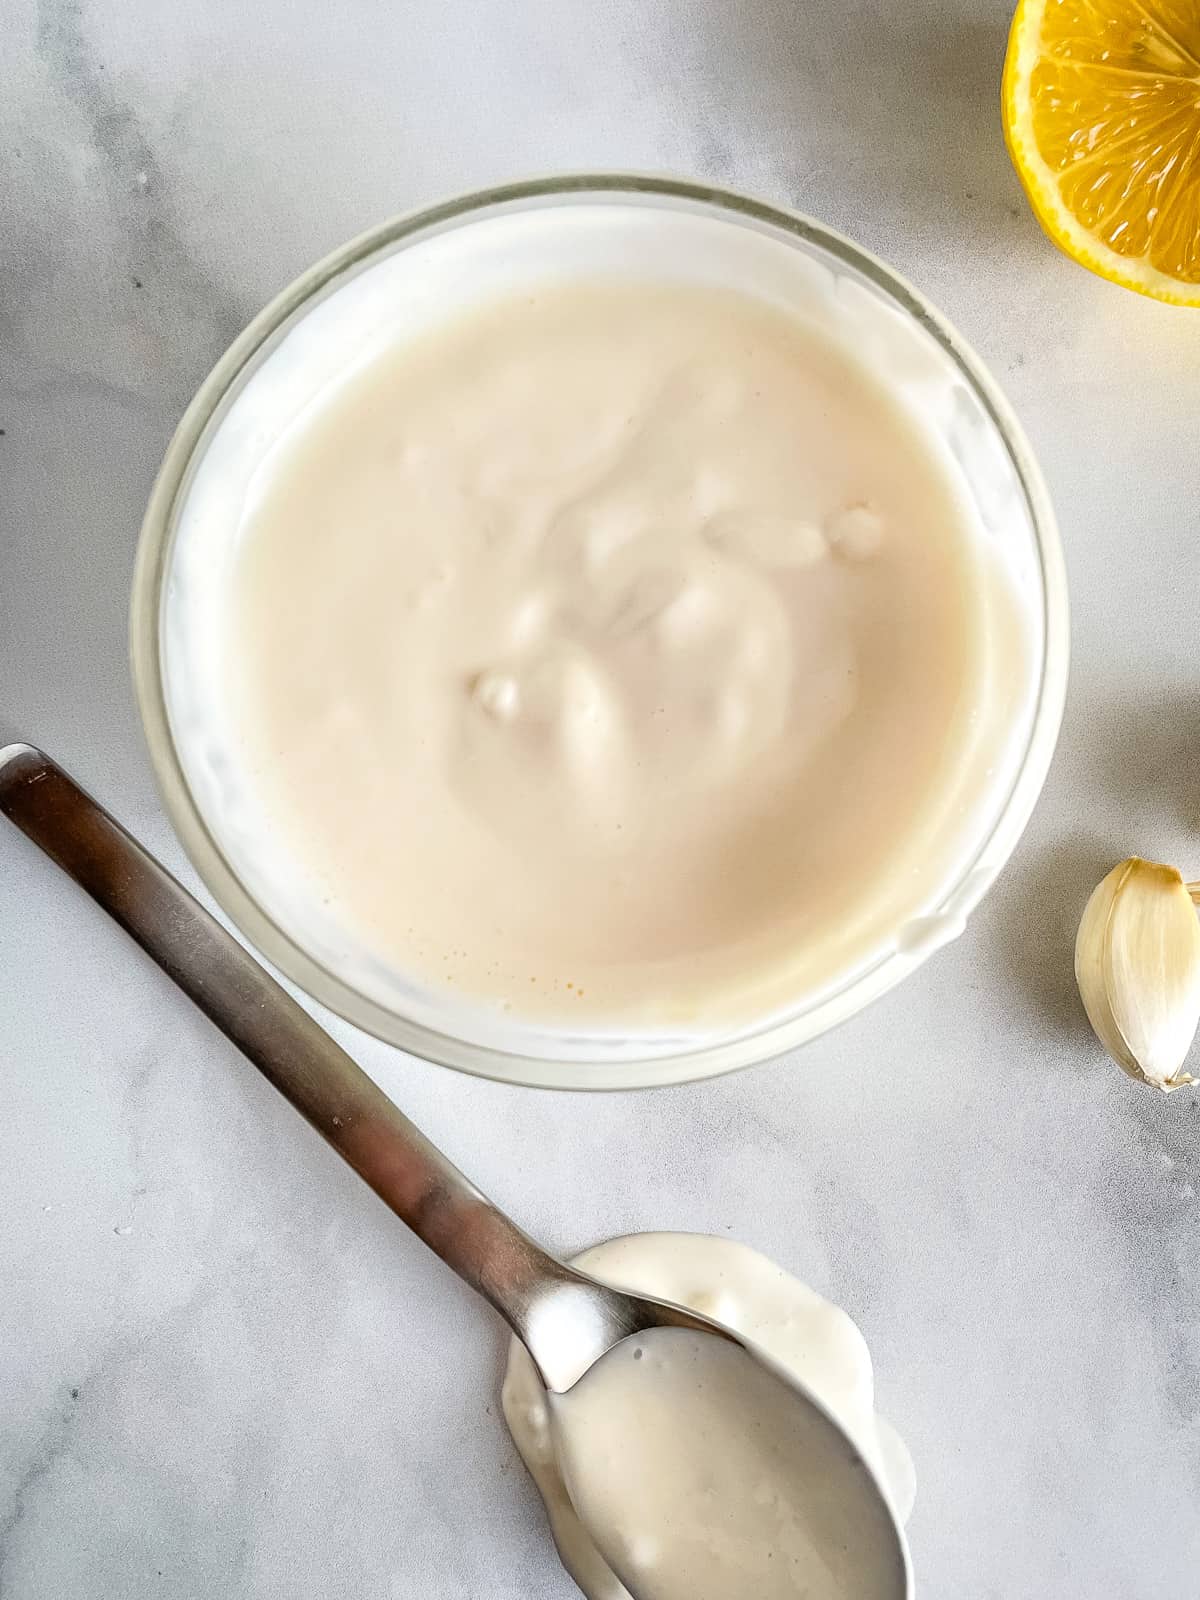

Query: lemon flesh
[1004,0,1200,304]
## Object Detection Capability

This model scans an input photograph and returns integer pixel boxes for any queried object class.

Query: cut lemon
[1003,0,1200,305]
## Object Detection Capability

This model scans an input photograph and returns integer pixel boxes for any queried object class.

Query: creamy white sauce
[224,279,1005,1028]
[502,1233,913,1600]
[163,199,1045,1064]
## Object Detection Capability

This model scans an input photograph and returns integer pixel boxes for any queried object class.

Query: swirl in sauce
[228,282,993,1024]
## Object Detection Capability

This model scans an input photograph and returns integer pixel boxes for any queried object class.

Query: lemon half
[1003,0,1200,305]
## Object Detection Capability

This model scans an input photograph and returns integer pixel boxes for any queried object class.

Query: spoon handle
[0,744,571,1330]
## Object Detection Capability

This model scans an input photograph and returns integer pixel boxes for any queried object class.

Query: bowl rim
[130,171,1069,1092]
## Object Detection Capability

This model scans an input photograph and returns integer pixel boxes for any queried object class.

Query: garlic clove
[1075,857,1200,1093]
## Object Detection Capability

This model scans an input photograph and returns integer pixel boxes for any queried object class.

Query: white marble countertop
[4,1,1200,1595]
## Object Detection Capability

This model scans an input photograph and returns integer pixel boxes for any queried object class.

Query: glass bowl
[131,174,1068,1090]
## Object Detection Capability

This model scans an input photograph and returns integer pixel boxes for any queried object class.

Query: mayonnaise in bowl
[133,177,1066,1085]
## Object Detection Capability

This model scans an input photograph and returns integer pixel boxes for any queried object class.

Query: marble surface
[3,1,1200,1594]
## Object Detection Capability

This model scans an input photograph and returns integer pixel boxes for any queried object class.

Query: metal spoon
[0,743,911,1599]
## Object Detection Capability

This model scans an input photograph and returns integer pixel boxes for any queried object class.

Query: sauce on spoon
[504,1233,913,1600]
[551,1327,906,1600]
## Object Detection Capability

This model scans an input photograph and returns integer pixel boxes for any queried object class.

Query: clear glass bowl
[131,174,1068,1090]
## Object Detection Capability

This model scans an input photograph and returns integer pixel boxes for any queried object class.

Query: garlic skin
[1075,858,1200,1093]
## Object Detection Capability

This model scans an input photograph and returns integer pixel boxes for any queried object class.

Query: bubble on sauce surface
[825,504,884,560]
[472,670,522,720]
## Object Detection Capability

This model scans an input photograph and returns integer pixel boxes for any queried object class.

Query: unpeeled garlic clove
[1075,857,1200,1093]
